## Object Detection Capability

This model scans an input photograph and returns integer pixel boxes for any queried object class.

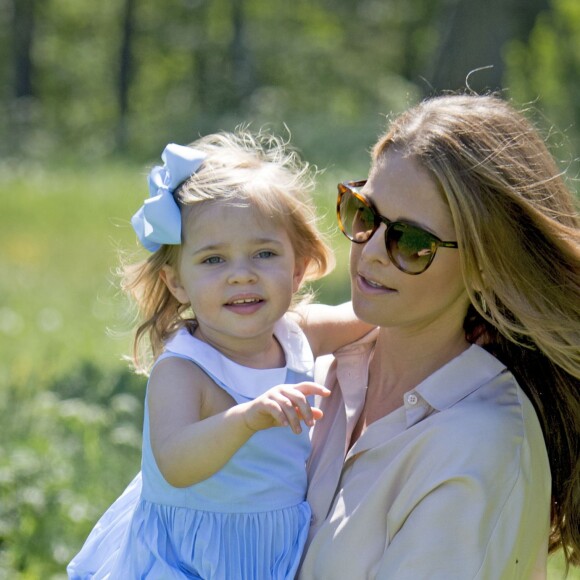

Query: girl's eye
[202,256,224,264]
[256,250,275,259]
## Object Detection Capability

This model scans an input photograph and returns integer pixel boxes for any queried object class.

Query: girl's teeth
[231,298,259,304]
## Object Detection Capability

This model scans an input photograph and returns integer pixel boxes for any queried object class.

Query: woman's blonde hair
[374,93,580,568]
[121,129,334,372]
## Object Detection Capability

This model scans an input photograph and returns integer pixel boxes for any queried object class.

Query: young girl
[67,132,370,579]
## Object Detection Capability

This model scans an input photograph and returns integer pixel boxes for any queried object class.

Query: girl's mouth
[224,296,265,314]
[229,298,262,305]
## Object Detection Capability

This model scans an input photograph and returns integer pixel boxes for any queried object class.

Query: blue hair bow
[131,143,206,252]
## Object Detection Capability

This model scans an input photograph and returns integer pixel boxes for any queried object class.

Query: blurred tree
[9,0,122,158]
[505,0,580,163]
[6,0,38,153]
[230,0,256,105]
[1,0,576,165]
[192,0,211,111]
[12,0,35,99]
[426,0,550,93]
[116,0,137,150]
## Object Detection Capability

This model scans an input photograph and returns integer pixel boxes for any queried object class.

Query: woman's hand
[242,382,330,434]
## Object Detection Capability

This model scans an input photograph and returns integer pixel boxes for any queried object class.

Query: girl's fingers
[276,383,329,430]
[262,399,289,428]
[292,382,331,397]
[292,405,324,425]
[283,392,314,428]
[291,382,330,424]
[276,393,301,433]
[248,382,330,434]
[311,407,323,421]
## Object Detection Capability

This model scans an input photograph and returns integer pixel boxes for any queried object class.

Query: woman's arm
[295,302,375,357]
[148,357,330,487]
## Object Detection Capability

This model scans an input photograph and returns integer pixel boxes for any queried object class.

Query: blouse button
[407,393,418,405]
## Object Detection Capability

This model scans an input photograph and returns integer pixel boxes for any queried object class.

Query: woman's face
[350,148,470,333]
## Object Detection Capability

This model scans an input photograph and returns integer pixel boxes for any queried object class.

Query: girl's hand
[242,382,330,435]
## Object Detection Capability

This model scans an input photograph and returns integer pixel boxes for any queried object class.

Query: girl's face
[162,202,306,351]
[350,148,470,333]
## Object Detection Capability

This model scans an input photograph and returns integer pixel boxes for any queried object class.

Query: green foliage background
[1,0,579,577]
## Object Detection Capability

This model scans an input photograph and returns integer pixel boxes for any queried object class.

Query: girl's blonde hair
[373,93,580,567]
[122,129,334,372]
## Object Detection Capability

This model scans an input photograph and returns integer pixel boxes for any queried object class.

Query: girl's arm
[148,357,330,488]
[295,302,375,358]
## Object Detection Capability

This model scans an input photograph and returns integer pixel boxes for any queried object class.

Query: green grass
[0,162,142,384]
[0,162,577,578]
[0,162,150,576]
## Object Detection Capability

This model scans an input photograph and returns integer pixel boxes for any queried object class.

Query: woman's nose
[360,224,391,265]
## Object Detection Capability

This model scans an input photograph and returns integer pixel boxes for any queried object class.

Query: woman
[300,94,579,579]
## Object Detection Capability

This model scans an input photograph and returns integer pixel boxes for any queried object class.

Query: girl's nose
[227,261,258,285]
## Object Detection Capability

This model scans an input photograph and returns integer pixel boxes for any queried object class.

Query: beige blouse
[299,331,551,580]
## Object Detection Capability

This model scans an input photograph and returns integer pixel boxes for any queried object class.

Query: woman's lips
[356,274,397,294]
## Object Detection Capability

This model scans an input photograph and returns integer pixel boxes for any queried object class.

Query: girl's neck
[193,326,286,369]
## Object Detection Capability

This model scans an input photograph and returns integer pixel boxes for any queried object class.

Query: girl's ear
[292,257,309,293]
[160,265,189,304]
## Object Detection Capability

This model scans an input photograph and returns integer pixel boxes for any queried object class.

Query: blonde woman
[301,94,579,579]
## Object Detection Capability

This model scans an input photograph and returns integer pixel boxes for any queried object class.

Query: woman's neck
[370,323,470,396]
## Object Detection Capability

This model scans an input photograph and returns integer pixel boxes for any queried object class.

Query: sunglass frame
[337,180,458,275]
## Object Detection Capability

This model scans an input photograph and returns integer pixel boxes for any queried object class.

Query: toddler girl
[67,131,369,579]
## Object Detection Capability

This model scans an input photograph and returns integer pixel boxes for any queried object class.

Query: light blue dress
[68,316,314,579]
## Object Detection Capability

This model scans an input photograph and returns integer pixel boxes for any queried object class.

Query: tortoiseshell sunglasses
[337,180,458,275]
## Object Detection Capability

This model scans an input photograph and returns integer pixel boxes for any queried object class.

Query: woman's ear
[160,265,189,304]
[292,257,309,293]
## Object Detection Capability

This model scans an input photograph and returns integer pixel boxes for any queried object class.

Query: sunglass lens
[387,223,436,273]
[340,190,375,242]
